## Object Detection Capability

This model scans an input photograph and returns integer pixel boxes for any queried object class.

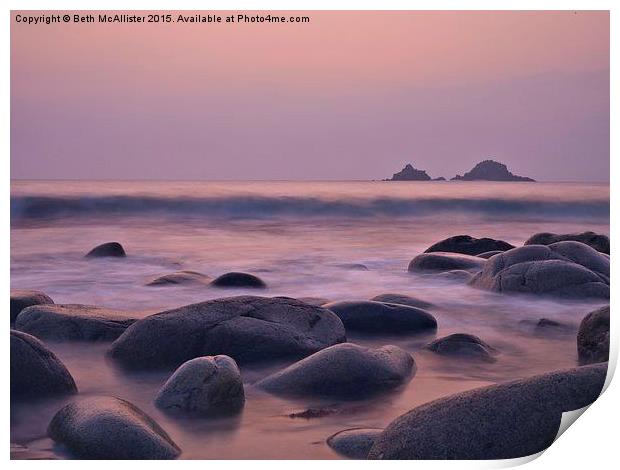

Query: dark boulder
[434,270,473,282]
[48,396,180,459]
[525,231,609,255]
[155,355,245,416]
[477,250,503,259]
[85,242,126,258]
[370,293,434,310]
[577,305,609,365]
[368,363,607,459]
[10,289,54,322]
[147,270,212,286]
[424,235,514,256]
[469,242,609,299]
[256,343,415,399]
[210,272,266,288]
[450,160,535,182]
[323,300,436,334]
[425,334,497,362]
[10,330,77,399]
[408,252,486,273]
[389,164,431,181]
[109,296,346,370]
[327,428,383,459]
[297,297,331,306]
[15,304,138,341]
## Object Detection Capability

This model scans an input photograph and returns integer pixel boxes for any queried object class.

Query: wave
[10,195,609,221]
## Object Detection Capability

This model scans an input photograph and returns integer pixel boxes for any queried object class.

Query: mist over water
[10,180,609,459]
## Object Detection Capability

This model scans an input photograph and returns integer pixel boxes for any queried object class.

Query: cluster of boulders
[10,234,611,460]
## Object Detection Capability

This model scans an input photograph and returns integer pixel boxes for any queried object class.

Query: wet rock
[424,235,514,256]
[256,343,415,399]
[525,231,609,255]
[288,407,339,419]
[334,263,369,271]
[298,297,331,306]
[155,355,244,416]
[434,270,473,282]
[469,241,609,299]
[10,330,77,399]
[327,428,383,459]
[147,270,212,286]
[109,296,346,370]
[15,304,137,341]
[477,250,503,259]
[368,363,607,460]
[577,305,609,365]
[85,242,126,258]
[370,293,434,310]
[10,289,54,323]
[323,300,436,334]
[408,252,486,273]
[48,396,180,459]
[425,334,497,362]
[210,272,266,288]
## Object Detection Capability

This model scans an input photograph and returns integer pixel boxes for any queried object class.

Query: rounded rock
[210,272,266,288]
[525,231,609,254]
[147,270,212,286]
[577,305,609,365]
[155,355,245,415]
[408,252,486,273]
[370,293,434,310]
[327,428,383,459]
[10,289,54,323]
[425,333,497,362]
[424,235,514,256]
[85,242,126,258]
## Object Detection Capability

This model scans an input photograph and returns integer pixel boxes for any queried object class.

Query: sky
[11,10,609,181]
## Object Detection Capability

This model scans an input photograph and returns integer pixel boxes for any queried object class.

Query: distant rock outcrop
[389,164,431,181]
[451,160,535,182]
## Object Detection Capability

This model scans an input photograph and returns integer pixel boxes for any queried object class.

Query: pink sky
[11,10,609,181]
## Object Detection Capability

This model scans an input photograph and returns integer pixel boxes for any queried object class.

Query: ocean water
[10,180,610,459]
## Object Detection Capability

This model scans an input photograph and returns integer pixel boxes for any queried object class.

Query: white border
[3,1,616,468]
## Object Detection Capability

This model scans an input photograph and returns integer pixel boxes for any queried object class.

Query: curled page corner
[555,405,591,441]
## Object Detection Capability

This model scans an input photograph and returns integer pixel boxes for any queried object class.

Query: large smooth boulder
[477,250,503,259]
[48,396,180,459]
[210,272,266,288]
[109,296,346,370]
[10,289,54,322]
[155,355,244,415]
[324,301,436,334]
[368,363,607,460]
[424,235,514,256]
[327,428,383,459]
[408,252,486,273]
[256,343,415,399]
[147,270,212,286]
[370,293,434,310]
[577,306,609,365]
[525,231,609,255]
[425,334,497,362]
[11,330,77,399]
[469,241,609,299]
[15,304,137,341]
[85,242,126,258]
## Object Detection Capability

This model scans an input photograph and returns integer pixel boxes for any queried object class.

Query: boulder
[10,289,54,322]
[256,343,415,399]
[370,293,434,310]
[15,304,137,341]
[10,330,77,399]
[48,396,180,459]
[85,242,126,258]
[109,296,346,370]
[408,252,486,273]
[368,363,607,459]
[323,300,436,334]
[469,241,609,299]
[477,250,503,259]
[424,235,514,256]
[327,428,383,459]
[298,296,331,306]
[577,305,609,365]
[155,355,244,415]
[210,272,266,288]
[525,231,609,255]
[146,270,212,286]
[425,334,497,362]
[388,164,431,181]
[434,270,473,282]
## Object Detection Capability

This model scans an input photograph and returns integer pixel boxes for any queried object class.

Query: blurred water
[10,180,609,459]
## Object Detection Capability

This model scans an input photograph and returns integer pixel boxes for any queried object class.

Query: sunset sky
[11,10,609,181]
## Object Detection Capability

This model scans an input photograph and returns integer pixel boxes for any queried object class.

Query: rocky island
[387,164,431,181]
[451,160,535,182]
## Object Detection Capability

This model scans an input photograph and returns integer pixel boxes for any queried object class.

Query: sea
[10,180,610,459]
